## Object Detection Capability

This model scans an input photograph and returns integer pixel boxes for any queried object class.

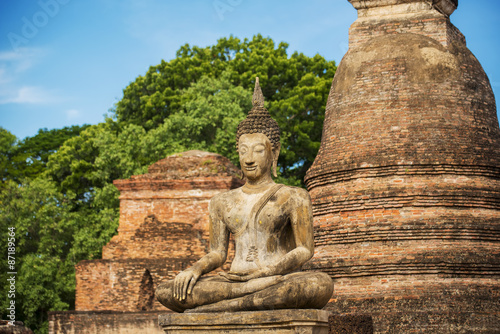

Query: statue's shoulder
[209,187,242,209]
[213,187,241,200]
[278,184,312,202]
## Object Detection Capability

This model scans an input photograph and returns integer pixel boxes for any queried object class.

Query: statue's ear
[272,142,281,178]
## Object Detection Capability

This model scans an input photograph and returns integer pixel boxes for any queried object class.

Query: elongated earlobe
[272,143,281,178]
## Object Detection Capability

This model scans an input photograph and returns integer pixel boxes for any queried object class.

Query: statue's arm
[173,196,230,301]
[193,198,230,273]
[289,188,315,262]
[263,187,314,274]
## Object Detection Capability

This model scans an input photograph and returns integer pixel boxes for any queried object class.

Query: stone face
[159,309,330,334]
[305,0,500,332]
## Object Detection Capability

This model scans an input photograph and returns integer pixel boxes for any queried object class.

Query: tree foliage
[0,35,336,333]
[0,126,89,186]
[115,34,336,183]
[0,128,17,185]
[1,179,78,333]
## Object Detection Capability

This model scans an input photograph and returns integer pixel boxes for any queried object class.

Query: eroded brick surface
[74,151,243,315]
[51,2,500,333]
[48,311,165,334]
[305,1,500,333]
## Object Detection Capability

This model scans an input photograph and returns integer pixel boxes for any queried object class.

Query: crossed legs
[156,271,333,313]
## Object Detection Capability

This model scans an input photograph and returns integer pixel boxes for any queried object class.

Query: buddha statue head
[236,78,281,178]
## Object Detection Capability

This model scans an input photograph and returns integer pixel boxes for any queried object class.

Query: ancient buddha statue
[156,78,333,313]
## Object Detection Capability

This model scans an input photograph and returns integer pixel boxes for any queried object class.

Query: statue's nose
[245,151,255,164]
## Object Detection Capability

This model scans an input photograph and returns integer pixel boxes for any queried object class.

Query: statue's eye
[254,145,265,153]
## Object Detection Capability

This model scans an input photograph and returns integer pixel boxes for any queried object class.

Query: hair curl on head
[236,78,281,150]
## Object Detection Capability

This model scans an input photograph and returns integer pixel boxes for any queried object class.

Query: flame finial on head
[236,77,281,177]
[252,77,265,108]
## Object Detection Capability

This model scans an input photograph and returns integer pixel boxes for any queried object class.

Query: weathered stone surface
[159,309,330,334]
[348,0,462,48]
[48,311,164,334]
[156,79,333,314]
[105,150,243,261]
[328,314,373,334]
[0,321,33,334]
[305,0,500,332]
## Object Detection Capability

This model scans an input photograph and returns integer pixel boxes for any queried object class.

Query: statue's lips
[245,166,257,171]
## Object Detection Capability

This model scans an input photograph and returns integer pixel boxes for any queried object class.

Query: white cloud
[0,86,59,104]
[0,50,21,61]
[0,68,8,85]
[0,47,47,74]
[0,47,55,105]
[66,109,80,120]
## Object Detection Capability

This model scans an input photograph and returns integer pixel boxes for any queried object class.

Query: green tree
[46,73,252,212]
[6,35,336,333]
[114,35,336,183]
[0,126,89,185]
[0,128,17,187]
[144,72,252,164]
[0,125,114,333]
[46,124,108,204]
[0,178,119,334]
[0,179,77,333]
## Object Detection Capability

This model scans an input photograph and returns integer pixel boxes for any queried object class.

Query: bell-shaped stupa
[305,0,500,332]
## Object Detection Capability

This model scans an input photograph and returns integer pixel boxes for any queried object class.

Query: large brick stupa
[305,0,500,332]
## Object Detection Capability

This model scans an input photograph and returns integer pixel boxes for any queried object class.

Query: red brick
[75,151,243,312]
[305,1,500,332]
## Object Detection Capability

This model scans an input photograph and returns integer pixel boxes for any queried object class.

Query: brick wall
[48,311,165,334]
[348,1,464,49]
[73,151,243,314]
[75,258,193,312]
[305,1,500,332]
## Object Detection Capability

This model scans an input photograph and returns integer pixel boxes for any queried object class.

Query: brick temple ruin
[49,151,242,333]
[304,0,500,332]
[50,0,499,333]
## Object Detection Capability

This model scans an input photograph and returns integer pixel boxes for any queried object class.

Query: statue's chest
[224,193,288,235]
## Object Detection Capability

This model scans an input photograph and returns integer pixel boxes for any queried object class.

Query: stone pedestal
[159,309,330,334]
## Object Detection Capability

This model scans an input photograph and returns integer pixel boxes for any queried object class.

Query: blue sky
[0,0,499,140]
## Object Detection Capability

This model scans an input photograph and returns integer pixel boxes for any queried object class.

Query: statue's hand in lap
[173,268,201,301]
[156,78,333,313]
[219,268,271,281]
